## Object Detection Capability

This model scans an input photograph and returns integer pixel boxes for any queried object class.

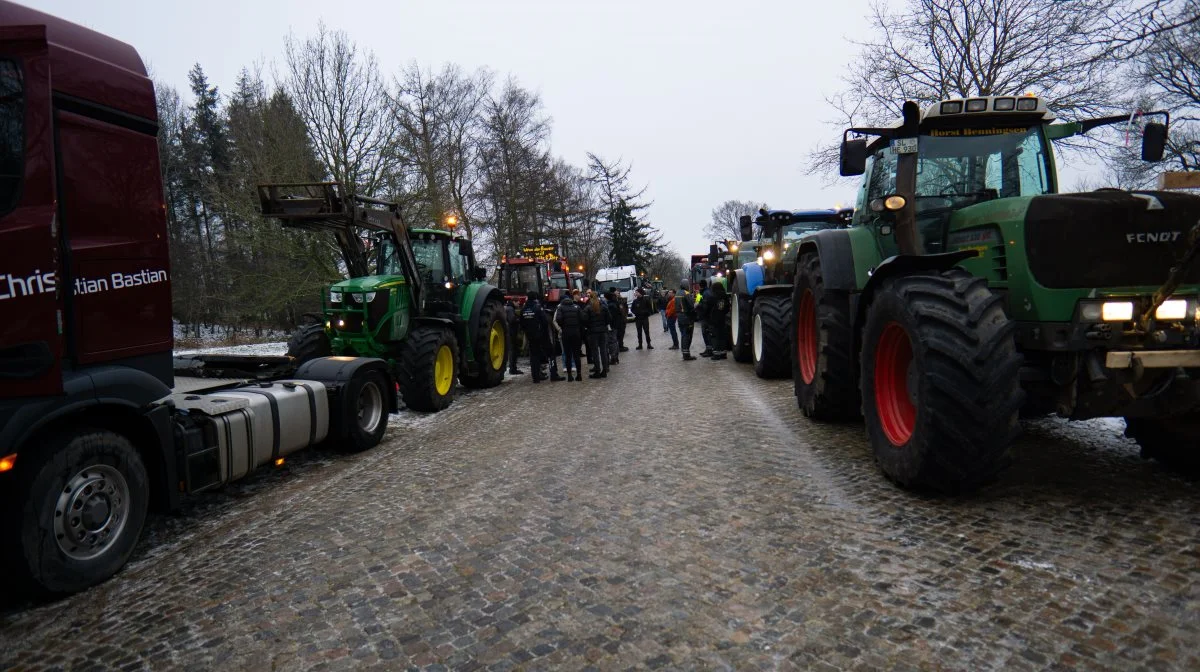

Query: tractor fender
[855,250,980,330]
[743,263,765,296]
[753,283,792,298]
[795,230,857,292]
[295,356,399,414]
[413,316,455,330]
[465,284,505,360]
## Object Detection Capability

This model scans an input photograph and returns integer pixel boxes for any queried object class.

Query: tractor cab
[752,208,853,270]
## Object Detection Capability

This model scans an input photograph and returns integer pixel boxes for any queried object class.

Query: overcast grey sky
[28,0,1097,258]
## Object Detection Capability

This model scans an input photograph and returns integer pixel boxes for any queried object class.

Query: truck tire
[860,270,1022,493]
[13,429,149,595]
[288,323,332,364]
[1124,413,1200,475]
[461,298,507,389]
[752,294,791,379]
[792,252,859,421]
[396,326,458,412]
[730,293,752,363]
[333,368,390,452]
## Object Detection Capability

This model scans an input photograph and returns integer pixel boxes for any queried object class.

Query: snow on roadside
[174,342,289,357]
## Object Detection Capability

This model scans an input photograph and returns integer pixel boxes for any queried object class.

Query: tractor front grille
[1024,191,1200,289]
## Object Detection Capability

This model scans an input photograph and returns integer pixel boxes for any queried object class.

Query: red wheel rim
[797,289,817,384]
[874,322,916,446]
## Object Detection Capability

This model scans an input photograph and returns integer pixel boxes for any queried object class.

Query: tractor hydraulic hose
[1138,220,1200,331]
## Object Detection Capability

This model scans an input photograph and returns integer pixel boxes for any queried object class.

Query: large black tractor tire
[6,429,149,595]
[1124,413,1200,476]
[751,294,791,379]
[860,270,1023,494]
[396,326,459,412]
[792,252,859,421]
[287,322,332,365]
[461,298,508,389]
[332,368,390,453]
[730,293,753,363]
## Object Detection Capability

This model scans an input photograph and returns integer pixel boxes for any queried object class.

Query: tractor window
[916,127,1050,201]
[0,59,23,215]
[501,265,542,294]
[549,272,569,289]
[411,238,446,284]
[450,241,469,284]
[866,148,897,203]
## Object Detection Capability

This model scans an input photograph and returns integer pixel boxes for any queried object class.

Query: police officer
[554,294,584,381]
[505,299,523,375]
[674,282,698,361]
[520,291,549,383]
[708,281,730,360]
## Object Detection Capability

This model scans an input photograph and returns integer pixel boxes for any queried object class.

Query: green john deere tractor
[259,183,508,412]
[792,94,1200,492]
[727,208,853,375]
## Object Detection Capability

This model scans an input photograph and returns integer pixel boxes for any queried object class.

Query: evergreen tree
[608,198,661,270]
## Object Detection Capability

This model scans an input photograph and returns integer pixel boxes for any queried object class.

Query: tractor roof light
[993,97,1015,111]
[1016,97,1038,111]
[966,98,988,112]
[1101,301,1134,322]
[1155,299,1188,321]
[940,101,963,115]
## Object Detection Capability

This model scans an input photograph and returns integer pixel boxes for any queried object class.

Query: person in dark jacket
[519,292,550,383]
[631,288,654,350]
[603,289,623,364]
[541,296,564,382]
[584,292,610,377]
[674,282,697,360]
[708,281,730,360]
[554,294,584,381]
[505,299,524,374]
[695,280,714,357]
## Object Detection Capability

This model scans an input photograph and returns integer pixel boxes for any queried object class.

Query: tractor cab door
[447,239,472,307]
[861,147,902,259]
[0,28,62,399]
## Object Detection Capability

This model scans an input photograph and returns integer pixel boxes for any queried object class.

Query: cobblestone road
[3,337,1199,671]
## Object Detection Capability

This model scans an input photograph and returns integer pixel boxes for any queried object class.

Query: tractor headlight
[330,290,343,304]
[1155,299,1188,320]
[763,249,776,261]
[1101,301,1134,321]
[365,291,377,303]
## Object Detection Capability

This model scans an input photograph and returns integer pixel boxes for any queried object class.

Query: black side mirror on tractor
[1142,122,1167,162]
[840,137,868,176]
[708,243,720,264]
[473,267,487,281]
[739,214,753,242]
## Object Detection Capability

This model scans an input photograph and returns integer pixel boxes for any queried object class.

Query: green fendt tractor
[728,208,852,375]
[259,183,508,412]
[791,95,1200,492]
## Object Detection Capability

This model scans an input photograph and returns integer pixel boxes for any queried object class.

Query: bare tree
[808,0,1120,178]
[705,199,768,242]
[585,153,651,216]
[284,22,396,198]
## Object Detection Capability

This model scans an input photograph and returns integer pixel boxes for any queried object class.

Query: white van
[592,265,639,321]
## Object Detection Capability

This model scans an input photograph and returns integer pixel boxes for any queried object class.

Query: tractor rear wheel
[751,294,790,379]
[1124,412,1200,475]
[287,322,331,365]
[396,326,458,412]
[730,293,752,362]
[792,252,859,421]
[860,270,1023,493]
[461,298,508,389]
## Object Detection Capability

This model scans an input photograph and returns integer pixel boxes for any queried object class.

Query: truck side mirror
[840,138,868,176]
[739,214,753,242]
[1142,122,1167,162]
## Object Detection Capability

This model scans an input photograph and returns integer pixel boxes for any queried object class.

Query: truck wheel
[333,368,390,452]
[730,293,752,363]
[287,323,332,365]
[461,298,507,389]
[1124,413,1200,475]
[860,270,1022,493]
[792,252,859,421]
[15,429,149,595]
[752,294,791,379]
[396,326,458,412]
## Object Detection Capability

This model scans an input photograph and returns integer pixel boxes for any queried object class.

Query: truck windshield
[549,273,569,289]
[501,265,543,294]
[596,278,633,293]
[915,126,1051,203]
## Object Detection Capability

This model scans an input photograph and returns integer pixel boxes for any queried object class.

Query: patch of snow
[172,320,289,345]
[1013,558,1056,572]
[175,342,289,357]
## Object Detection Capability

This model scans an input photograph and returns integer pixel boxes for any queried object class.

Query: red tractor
[497,245,576,306]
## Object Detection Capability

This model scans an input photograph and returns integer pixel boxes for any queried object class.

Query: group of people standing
[654,279,730,361]
[505,286,643,382]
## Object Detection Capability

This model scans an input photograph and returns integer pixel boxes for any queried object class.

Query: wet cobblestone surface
[2,342,1199,670]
